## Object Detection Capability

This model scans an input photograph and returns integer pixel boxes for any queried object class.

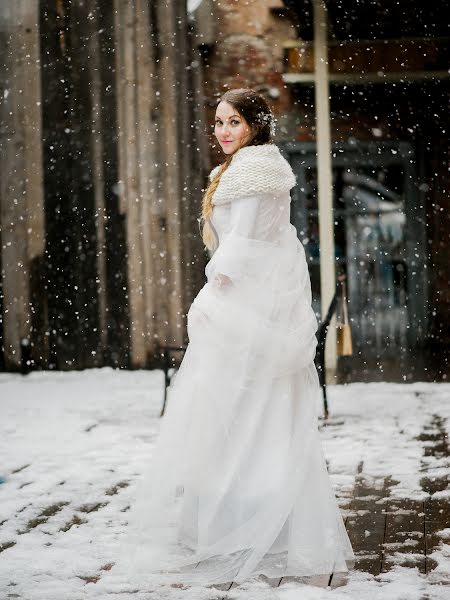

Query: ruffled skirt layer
[115,230,354,586]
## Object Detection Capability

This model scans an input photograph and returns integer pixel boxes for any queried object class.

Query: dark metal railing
[314,274,347,419]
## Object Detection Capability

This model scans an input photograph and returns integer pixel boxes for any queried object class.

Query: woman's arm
[228,195,261,237]
[212,194,261,288]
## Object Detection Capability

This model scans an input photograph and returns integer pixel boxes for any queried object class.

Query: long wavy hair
[200,88,275,252]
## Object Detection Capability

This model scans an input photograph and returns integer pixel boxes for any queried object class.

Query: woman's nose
[222,125,231,136]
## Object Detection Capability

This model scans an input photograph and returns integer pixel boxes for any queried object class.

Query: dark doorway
[284,140,429,378]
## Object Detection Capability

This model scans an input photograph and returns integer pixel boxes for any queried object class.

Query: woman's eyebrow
[215,114,240,120]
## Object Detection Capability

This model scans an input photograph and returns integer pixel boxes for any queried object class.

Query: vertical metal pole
[313,0,337,377]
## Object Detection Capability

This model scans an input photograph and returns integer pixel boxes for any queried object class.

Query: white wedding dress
[116,144,354,586]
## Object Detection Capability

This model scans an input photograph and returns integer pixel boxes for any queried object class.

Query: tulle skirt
[115,231,355,586]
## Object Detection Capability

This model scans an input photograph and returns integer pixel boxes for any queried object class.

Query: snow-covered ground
[1,369,450,599]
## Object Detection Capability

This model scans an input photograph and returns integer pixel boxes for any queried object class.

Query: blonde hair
[200,160,231,252]
[199,88,275,252]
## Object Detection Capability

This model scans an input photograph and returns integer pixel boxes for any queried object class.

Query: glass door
[287,141,428,362]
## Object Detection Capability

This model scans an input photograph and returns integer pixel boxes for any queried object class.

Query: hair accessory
[255,111,277,136]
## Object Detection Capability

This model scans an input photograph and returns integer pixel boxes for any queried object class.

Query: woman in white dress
[117,88,354,587]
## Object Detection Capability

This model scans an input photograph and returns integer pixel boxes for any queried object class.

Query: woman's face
[214,101,252,155]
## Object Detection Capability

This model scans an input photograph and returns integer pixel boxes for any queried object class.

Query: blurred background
[0,0,448,382]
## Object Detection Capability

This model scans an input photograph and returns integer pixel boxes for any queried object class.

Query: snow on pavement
[1,369,450,599]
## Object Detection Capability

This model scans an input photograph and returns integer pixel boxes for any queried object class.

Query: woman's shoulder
[231,144,296,191]
[212,144,297,204]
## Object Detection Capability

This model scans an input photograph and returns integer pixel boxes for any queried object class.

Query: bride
[116,88,354,587]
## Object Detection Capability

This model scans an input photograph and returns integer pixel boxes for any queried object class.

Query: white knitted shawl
[208,143,297,205]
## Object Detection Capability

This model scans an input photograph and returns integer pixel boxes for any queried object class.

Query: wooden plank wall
[0,0,209,371]
[113,0,209,367]
[0,1,46,370]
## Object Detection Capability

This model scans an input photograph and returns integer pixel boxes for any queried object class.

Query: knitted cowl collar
[208,143,297,206]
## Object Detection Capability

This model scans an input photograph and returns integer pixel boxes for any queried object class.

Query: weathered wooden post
[0,0,46,370]
[155,0,185,349]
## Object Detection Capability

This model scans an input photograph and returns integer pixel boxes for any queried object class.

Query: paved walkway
[1,372,449,599]
[211,403,450,596]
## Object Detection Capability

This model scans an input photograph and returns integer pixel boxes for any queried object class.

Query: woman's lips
[221,140,233,143]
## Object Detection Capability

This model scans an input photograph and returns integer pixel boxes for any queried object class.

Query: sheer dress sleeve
[209,194,266,288]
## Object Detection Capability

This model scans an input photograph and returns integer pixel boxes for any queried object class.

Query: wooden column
[135,0,159,359]
[114,0,187,365]
[114,0,148,366]
[112,0,200,364]
[313,0,337,377]
[156,0,185,348]
[96,0,130,368]
[176,1,195,314]
[0,0,45,370]
[86,0,108,359]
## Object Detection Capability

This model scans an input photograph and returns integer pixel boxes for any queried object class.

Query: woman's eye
[214,120,240,125]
